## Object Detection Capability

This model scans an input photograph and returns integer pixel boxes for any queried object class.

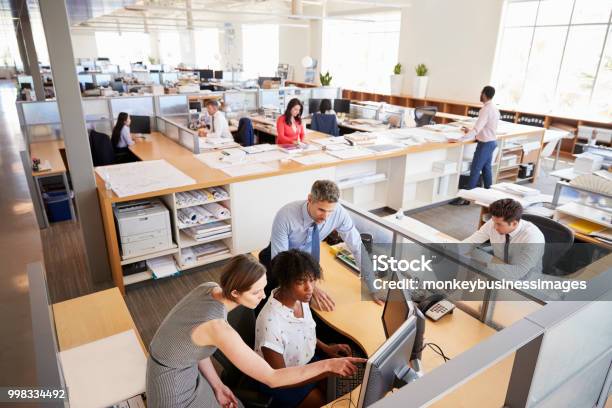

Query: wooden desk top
[52,287,146,353]
[317,244,517,407]
[97,130,470,203]
[30,140,66,177]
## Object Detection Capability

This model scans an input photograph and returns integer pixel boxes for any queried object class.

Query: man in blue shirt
[262,180,382,311]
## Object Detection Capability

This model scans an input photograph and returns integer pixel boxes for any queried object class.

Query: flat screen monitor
[214,70,223,79]
[333,98,351,114]
[358,316,417,408]
[189,101,202,112]
[414,106,438,127]
[20,83,32,90]
[199,69,214,80]
[308,98,322,115]
[84,82,95,91]
[382,284,412,339]
[130,115,151,134]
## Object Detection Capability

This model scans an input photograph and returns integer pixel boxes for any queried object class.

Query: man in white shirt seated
[200,99,233,139]
[255,249,352,408]
[462,198,545,280]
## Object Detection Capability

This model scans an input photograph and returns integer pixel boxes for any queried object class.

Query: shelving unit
[116,186,234,288]
[342,89,611,159]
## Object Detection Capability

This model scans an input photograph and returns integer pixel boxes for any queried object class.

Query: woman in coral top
[276,98,305,145]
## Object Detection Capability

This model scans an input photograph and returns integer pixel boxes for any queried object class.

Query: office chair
[414,106,438,127]
[311,113,340,136]
[88,129,115,166]
[521,214,574,276]
[235,117,255,146]
[213,307,273,408]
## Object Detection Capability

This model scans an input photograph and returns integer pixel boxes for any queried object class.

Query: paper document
[220,162,275,177]
[291,153,339,165]
[59,330,146,408]
[95,160,195,198]
[147,255,179,278]
[327,147,374,160]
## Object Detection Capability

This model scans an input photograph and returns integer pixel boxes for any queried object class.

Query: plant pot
[413,76,428,98]
[390,74,404,95]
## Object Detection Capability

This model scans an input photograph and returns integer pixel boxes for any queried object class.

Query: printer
[114,199,173,259]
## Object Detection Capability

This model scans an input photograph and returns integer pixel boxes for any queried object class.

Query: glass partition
[22,101,60,125]
[158,95,188,116]
[82,99,111,121]
[110,96,154,118]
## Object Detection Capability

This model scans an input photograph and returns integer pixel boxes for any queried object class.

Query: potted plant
[413,63,429,98]
[390,63,403,95]
[319,71,332,86]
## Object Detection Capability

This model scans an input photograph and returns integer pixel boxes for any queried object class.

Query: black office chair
[235,117,255,147]
[88,129,115,166]
[414,106,438,127]
[213,307,273,408]
[522,214,574,276]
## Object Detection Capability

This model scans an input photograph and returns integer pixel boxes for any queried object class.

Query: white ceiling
[62,0,410,32]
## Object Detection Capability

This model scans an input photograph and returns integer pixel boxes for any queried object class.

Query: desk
[315,244,515,407]
[52,287,146,353]
[550,167,580,182]
[28,140,75,227]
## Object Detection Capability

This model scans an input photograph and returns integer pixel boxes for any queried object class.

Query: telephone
[418,294,455,321]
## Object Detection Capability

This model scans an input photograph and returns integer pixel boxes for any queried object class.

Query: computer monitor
[357,316,418,408]
[20,83,32,90]
[414,106,438,127]
[382,284,412,339]
[308,98,322,115]
[189,101,202,112]
[84,82,95,91]
[214,70,223,80]
[333,98,351,114]
[130,115,151,134]
[199,69,214,80]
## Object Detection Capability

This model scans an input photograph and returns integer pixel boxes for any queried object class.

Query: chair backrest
[214,306,257,386]
[88,129,115,166]
[521,214,574,274]
[236,117,254,146]
[414,106,438,127]
[311,113,339,136]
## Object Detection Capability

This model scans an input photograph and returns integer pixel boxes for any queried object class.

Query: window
[321,12,400,93]
[95,32,151,69]
[0,6,22,70]
[159,32,181,67]
[242,24,279,78]
[493,0,612,117]
[194,28,220,69]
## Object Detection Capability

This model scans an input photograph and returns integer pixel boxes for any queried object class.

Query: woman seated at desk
[310,99,339,136]
[276,98,305,145]
[146,254,362,408]
[111,112,138,163]
[255,250,352,408]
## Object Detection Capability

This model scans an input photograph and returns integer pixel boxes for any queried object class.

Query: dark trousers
[468,140,497,189]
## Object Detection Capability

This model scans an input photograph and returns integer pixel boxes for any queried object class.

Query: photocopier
[113,199,173,259]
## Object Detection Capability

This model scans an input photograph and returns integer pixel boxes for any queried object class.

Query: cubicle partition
[339,201,611,408]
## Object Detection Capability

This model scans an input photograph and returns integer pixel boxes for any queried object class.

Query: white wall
[279,26,310,82]
[71,32,98,59]
[397,0,504,102]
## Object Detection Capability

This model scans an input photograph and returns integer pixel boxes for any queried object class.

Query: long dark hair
[284,98,303,125]
[319,99,332,114]
[111,112,129,147]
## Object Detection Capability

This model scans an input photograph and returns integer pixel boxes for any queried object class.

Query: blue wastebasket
[43,191,72,222]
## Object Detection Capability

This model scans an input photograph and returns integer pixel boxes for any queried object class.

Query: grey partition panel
[179,128,195,152]
[27,263,65,407]
[526,295,612,407]
[82,99,111,121]
[22,101,60,125]
[110,97,154,118]
[158,95,189,115]
[165,121,180,142]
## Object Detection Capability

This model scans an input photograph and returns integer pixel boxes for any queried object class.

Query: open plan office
[1,0,611,407]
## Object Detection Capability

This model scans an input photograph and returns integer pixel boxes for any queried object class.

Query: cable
[421,342,450,362]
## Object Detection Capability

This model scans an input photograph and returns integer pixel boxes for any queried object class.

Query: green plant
[319,71,332,86]
[393,63,402,75]
[415,63,428,76]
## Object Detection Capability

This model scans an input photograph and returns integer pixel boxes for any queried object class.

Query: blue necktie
[311,222,320,263]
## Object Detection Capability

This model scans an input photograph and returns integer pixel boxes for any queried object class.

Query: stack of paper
[240,144,277,154]
[327,147,375,160]
[192,241,230,261]
[184,221,232,242]
[309,137,348,146]
[147,255,179,279]
[492,183,540,197]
